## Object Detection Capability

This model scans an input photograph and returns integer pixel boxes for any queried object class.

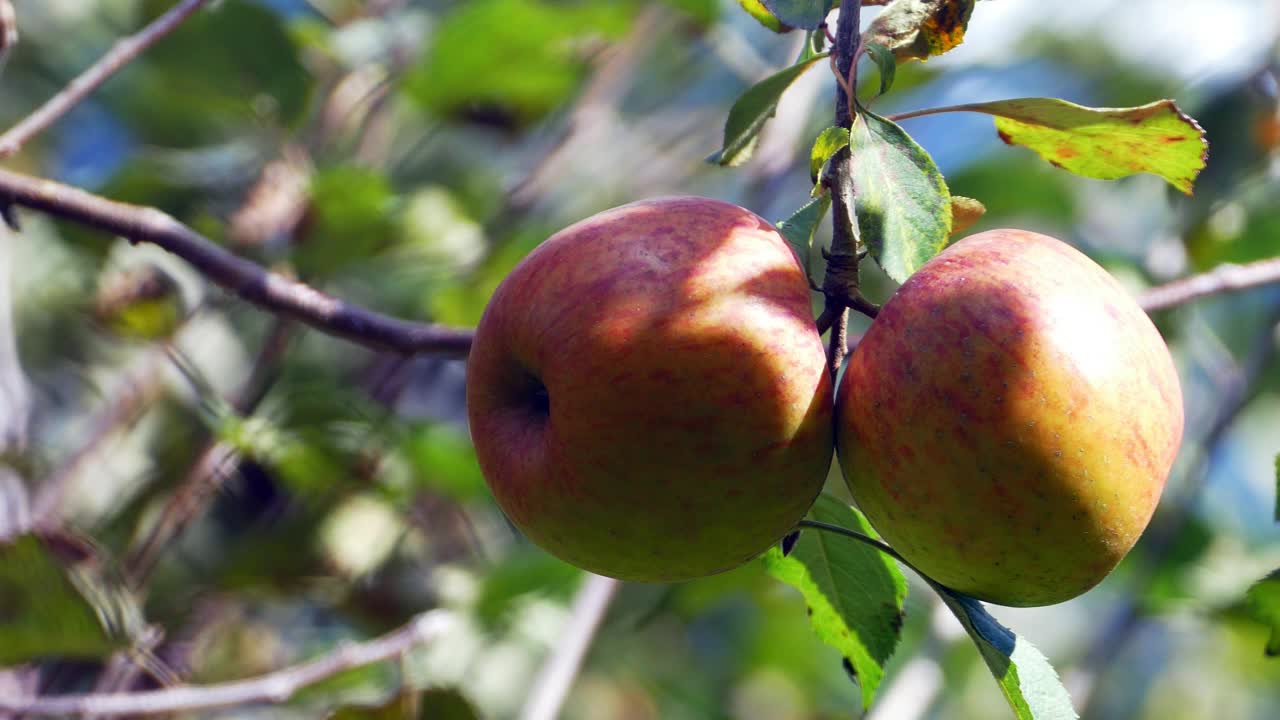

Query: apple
[466,197,834,582]
[836,229,1183,606]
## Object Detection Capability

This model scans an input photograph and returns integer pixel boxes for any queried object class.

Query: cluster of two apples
[466,197,1183,607]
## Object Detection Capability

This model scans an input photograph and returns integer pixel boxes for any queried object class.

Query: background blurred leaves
[0,1,1278,719]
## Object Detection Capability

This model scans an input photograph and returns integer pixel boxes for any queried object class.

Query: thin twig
[1138,256,1280,312]
[0,610,455,718]
[518,574,620,720]
[885,105,965,123]
[0,0,214,158]
[798,519,911,567]
[0,168,473,356]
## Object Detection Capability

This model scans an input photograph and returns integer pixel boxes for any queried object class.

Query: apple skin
[466,197,834,582]
[836,229,1183,606]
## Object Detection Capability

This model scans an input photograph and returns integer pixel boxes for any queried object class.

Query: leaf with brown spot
[863,0,976,62]
[947,97,1208,194]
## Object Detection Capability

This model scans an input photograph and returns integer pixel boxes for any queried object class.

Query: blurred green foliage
[0,1,1278,719]
[405,0,635,127]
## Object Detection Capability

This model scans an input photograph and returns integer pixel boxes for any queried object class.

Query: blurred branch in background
[0,168,473,355]
[0,610,456,717]
[0,0,213,158]
[1138,256,1280,312]
[1,158,1277,371]
[519,574,621,720]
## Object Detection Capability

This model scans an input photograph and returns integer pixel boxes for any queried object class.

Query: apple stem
[796,519,915,571]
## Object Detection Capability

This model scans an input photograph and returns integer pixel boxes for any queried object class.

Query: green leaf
[398,424,487,501]
[662,0,721,26]
[863,43,897,96]
[1274,454,1278,523]
[419,689,483,720]
[777,195,831,283]
[810,126,851,183]
[738,0,789,32]
[863,0,976,61]
[797,29,826,63]
[0,533,138,665]
[299,166,398,275]
[404,0,633,126]
[474,549,583,631]
[849,106,952,283]
[954,98,1208,194]
[123,0,312,144]
[1248,570,1280,656]
[762,495,907,710]
[708,53,830,167]
[759,1,837,30]
[934,586,1079,719]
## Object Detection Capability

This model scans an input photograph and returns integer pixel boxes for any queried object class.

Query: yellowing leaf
[863,0,976,62]
[759,0,836,30]
[959,98,1208,194]
[738,0,789,32]
[949,196,986,236]
[810,126,850,183]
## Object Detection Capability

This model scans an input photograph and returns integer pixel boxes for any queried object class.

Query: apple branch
[0,168,473,356]
[0,610,456,717]
[0,0,214,158]
[818,0,868,377]
[1138,256,1280,312]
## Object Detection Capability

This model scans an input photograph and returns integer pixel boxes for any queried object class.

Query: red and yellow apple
[466,197,833,582]
[837,229,1183,606]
